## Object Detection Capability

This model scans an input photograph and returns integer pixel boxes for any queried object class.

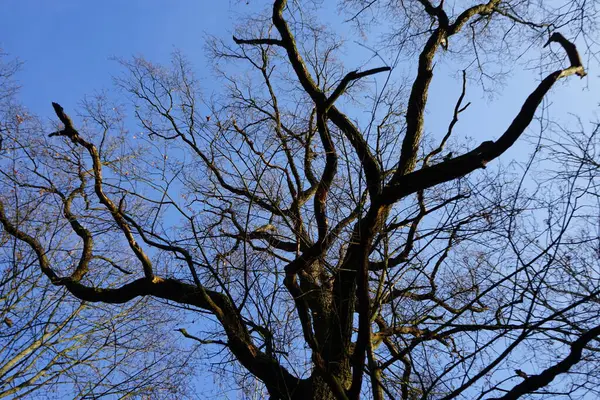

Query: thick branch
[325,66,391,110]
[449,0,501,35]
[50,103,154,279]
[489,324,600,400]
[272,0,325,104]
[271,0,383,197]
[382,66,584,204]
[314,111,338,242]
[233,36,284,47]
[544,32,586,77]
[417,0,450,29]
[390,0,501,182]
[393,30,443,179]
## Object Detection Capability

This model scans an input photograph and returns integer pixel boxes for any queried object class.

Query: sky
[2,0,599,398]
[2,1,239,118]
[3,0,597,159]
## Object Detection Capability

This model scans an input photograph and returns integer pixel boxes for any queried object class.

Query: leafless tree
[0,1,599,399]
[0,54,195,399]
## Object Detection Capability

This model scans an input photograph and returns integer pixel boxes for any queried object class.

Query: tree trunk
[281,374,350,400]
[309,375,345,400]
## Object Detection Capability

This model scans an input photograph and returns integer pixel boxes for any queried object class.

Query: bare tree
[0,1,598,399]
[0,54,195,399]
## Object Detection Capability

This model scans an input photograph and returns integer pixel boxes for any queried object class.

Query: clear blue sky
[2,1,598,398]
[2,1,596,136]
[2,1,255,119]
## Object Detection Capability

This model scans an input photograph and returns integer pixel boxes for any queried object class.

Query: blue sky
[2,1,598,398]
[2,1,247,119]
[3,0,596,136]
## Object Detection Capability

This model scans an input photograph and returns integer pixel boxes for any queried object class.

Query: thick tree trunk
[309,375,347,400]
[279,374,350,400]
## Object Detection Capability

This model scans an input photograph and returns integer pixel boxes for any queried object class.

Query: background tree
[0,240,193,399]
[0,1,599,399]
[0,54,196,399]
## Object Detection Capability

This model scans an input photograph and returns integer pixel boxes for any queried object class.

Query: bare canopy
[1,0,598,399]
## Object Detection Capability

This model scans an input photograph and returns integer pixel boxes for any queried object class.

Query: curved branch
[50,103,154,279]
[489,323,600,400]
[383,65,584,204]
